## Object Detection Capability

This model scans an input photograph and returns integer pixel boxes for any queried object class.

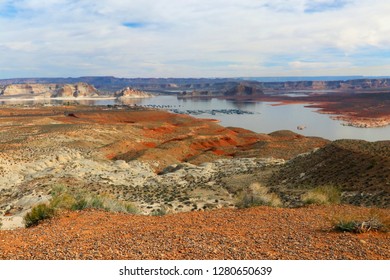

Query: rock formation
[1,84,57,96]
[54,82,99,98]
[114,87,152,98]
[223,83,264,97]
[0,83,99,98]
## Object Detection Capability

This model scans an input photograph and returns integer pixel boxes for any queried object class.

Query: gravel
[0,205,388,260]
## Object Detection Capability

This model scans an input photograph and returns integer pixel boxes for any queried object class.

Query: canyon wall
[0,82,99,97]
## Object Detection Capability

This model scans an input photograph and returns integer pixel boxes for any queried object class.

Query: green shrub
[301,185,341,205]
[236,183,282,208]
[23,185,139,228]
[90,196,106,210]
[50,185,68,197]
[71,197,88,210]
[50,186,138,213]
[151,206,168,216]
[333,209,389,233]
[50,193,76,210]
[24,203,55,228]
[103,197,138,214]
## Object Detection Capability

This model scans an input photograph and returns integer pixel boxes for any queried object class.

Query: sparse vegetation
[49,185,138,214]
[236,183,282,208]
[23,185,138,227]
[332,209,390,233]
[151,206,168,216]
[24,203,55,228]
[301,185,341,205]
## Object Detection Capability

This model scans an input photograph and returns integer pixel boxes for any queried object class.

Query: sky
[1,0,390,78]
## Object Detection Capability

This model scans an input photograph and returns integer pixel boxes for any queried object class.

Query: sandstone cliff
[114,87,152,98]
[54,82,99,98]
[1,84,57,96]
[0,83,99,98]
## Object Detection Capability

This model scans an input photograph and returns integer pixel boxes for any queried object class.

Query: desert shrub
[50,192,77,210]
[98,195,138,214]
[50,185,68,197]
[89,196,106,210]
[50,186,138,213]
[236,183,282,208]
[24,203,55,228]
[151,206,168,216]
[301,185,341,205]
[333,209,390,233]
[124,202,139,214]
[24,186,139,228]
[71,197,88,210]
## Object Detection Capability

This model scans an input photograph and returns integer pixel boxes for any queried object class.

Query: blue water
[1,95,389,141]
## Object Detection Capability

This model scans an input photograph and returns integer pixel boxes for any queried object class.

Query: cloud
[0,0,390,78]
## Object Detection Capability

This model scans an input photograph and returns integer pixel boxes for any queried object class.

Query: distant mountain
[2,76,390,94]
[0,77,241,93]
[240,76,390,82]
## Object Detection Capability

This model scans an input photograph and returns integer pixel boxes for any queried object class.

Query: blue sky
[1,0,390,78]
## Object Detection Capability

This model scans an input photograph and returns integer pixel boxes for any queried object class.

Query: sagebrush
[301,185,341,205]
[23,185,138,228]
[24,203,55,228]
[236,183,282,208]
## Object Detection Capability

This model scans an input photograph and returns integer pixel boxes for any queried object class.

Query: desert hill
[268,140,390,207]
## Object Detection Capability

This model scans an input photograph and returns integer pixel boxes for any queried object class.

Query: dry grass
[236,183,282,208]
[301,185,341,205]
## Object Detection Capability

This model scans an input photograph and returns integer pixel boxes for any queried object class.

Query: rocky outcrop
[0,83,99,98]
[178,83,264,99]
[1,84,57,96]
[54,82,99,98]
[224,83,264,97]
[114,87,152,98]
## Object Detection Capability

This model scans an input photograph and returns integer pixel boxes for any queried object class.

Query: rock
[115,87,152,98]
[1,83,99,98]
[224,83,264,97]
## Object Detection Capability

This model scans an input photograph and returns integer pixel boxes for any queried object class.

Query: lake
[1,95,389,141]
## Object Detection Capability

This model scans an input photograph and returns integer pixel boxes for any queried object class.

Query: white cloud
[0,0,390,77]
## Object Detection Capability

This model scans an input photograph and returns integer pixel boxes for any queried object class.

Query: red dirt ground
[0,205,388,260]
